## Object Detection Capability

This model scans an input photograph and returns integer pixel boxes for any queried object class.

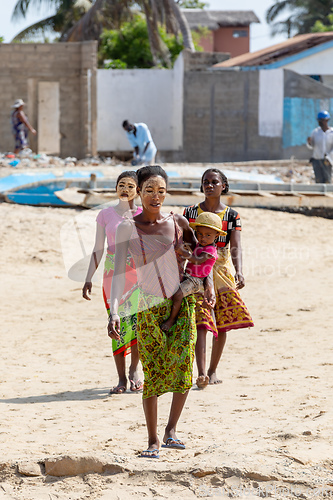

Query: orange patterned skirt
[195,288,254,337]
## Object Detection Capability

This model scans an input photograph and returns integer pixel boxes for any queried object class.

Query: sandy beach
[0,200,332,499]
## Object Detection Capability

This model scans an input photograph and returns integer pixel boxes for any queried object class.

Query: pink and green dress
[127,214,197,400]
[96,206,142,356]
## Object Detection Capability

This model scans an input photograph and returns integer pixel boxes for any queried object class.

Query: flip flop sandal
[140,449,159,459]
[130,379,143,392]
[162,438,185,450]
[109,385,126,395]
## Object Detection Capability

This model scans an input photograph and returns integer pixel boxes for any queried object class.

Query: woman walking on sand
[184,168,254,389]
[108,165,215,458]
[82,171,143,394]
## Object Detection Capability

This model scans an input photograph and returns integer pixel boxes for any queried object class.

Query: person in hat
[161,211,226,334]
[11,99,37,154]
[183,168,254,389]
[307,110,333,183]
[122,120,157,165]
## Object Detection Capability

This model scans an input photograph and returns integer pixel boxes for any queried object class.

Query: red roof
[213,32,333,68]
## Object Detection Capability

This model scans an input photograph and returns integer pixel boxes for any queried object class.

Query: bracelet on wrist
[108,313,119,321]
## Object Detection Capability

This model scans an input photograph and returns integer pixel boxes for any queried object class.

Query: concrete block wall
[182,49,230,72]
[183,68,333,162]
[183,69,281,162]
[0,42,97,158]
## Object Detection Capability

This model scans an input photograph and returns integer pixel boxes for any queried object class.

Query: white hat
[12,99,25,108]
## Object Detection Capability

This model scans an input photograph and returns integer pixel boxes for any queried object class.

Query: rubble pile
[0,150,315,184]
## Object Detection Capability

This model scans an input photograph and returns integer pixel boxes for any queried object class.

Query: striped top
[183,204,241,248]
[128,214,183,299]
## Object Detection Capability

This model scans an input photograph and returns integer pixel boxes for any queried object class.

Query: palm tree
[266,0,333,37]
[62,0,134,42]
[65,0,194,65]
[12,0,194,65]
[11,0,94,41]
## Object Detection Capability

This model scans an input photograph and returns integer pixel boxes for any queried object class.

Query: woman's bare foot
[196,375,209,389]
[161,318,175,332]
[208,371,222,385]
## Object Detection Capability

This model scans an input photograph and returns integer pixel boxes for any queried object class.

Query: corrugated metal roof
[213,32,333,68]
[181,9,260,30]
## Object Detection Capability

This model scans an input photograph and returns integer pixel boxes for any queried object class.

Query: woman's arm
[18,110,36,135]
[175,214,197,250]
[230,230,245,289]
[107,220,133,340]
[82,223,105,300]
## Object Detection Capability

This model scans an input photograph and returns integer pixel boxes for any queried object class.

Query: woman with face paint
[83,171,143,394]
[108,165,215,458]
[184,168,254,389]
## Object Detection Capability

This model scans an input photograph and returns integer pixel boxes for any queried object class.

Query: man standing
[307,110,333,183]
[122,120,157,165]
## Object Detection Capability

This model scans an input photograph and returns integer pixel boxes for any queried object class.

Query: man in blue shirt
[307,110,333,183]
[122,120,157,165]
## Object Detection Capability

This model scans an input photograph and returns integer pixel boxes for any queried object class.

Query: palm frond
[12,0,72,21]
[265,0,305,24]
[11,15,57,41]
[62,0,133,42]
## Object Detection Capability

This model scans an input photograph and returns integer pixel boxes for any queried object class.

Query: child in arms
[161,212,226,332]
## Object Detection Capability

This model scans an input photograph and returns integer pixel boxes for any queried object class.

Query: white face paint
[139,176,167,212]
[116,177,137,202]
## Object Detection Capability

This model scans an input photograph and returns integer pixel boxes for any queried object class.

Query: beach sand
[0,201,332,499]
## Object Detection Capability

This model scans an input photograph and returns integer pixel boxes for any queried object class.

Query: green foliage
[160,27,184,63]
[178,0,209,8]
[191,25,210,51]
[100,16,153,68]
[104,59,128,69]
[0,36,4,43]
[312,11,333,31]
[100,15,184,69]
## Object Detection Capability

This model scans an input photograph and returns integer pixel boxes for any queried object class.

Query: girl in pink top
[161,212,226,333]
[82,171,142,394]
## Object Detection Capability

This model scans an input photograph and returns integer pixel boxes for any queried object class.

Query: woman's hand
[203,286,216,309]
[108,314,121,340]
[82,281,92,300]
[175,242,192,259]
[235,272,245,290]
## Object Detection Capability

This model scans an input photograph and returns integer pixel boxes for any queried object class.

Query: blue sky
[1,0,288,52]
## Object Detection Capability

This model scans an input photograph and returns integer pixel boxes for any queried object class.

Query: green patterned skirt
[136,290,197,399]
[103,252,138,356]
